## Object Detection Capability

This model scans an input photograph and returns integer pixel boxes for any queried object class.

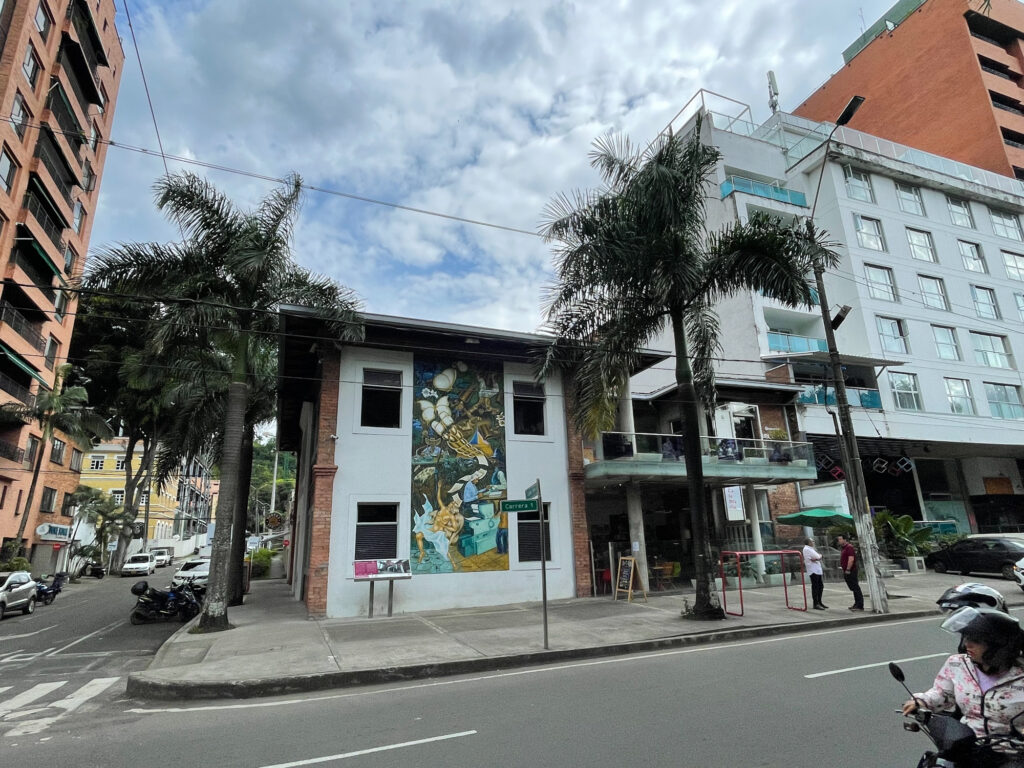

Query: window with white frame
[517,503,552,562]
[360,369,402,429]
[960,241,987,272]
[944,378,975,415]
[919,275,949,310]
[1017,293,1024,322]
[854,214,885,250]
[947,196,975,228]
[844,165,874,203]
[971,332,1014,368]
[906,229,936,262]
[11,92,29,140]
[971,285,1000,319]
[512,380,546,436]
[114,455,126,471]
[986,382,1024,420]
[1004,251,1024,281]
[865,264,897,301]
[22,44,39,88]
[889,372,923,411]
[89,454,104,470]
[354,503,398,560]
[876,316,909,354]
[34,2,51,40]
[932,325,962,361]
[49,437,65,464]
[991,209,1023,241]
[896,182,925,215]
[111,489,124,505]
[139,490,148,506]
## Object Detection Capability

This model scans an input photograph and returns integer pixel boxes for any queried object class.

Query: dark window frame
[360,368,402,429]
[512,380,546,436]
[353,502,399,560]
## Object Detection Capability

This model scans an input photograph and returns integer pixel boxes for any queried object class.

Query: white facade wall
[326,347,575,618]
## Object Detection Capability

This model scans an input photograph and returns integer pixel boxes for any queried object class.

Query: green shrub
[249,548,273,578]
[0,556,31,572]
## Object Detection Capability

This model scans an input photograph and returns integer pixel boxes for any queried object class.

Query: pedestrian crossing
[0,677,120,737]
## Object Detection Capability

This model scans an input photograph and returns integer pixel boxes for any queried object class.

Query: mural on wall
[411,357,508,574]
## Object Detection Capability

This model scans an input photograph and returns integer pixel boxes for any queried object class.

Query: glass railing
[589,432,814,467]
[720,175,808,207]
[767,331,827,354]
[797,384,883,409]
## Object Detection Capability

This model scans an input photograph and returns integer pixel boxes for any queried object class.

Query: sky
[91,0,900,334]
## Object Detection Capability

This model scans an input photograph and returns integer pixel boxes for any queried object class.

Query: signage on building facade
[35,523,71,541]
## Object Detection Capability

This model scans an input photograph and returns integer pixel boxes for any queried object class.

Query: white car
[121,553,156,577]
[171,558,210,590]
[150,548,172,568]
[0,571,37,618]
[1014,556,1024,593]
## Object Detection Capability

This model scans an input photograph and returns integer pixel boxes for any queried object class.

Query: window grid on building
[960,241,987,273]
[896,182,925,215]
[512,380,546,436]
[932,325,962,361]
[971,332,1014,368]
[50,437,65,465]
[986,382,1024,419]
[354,503,398,560]
[11,93,28,140]
[1004,251,1024,281]
[89,455,103,470]
[991,209,1023,241]
[115,455,126,471]
[39,486,56,513]
[948,196,975,228]
[944,378,975,415]
[889,371,923,411]
[906,228,936,262]
[360,368,402,429]
[971,285,1001,319]
[918,275,949,310]
[876,316,909,354]
[865,264,897,301]
[854,214,886,251]
[844,165,874,203]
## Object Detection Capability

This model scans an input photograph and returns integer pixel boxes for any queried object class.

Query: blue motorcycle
[35,572,67,606]
[129,580,200,624]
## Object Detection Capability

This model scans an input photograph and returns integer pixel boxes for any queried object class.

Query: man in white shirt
[802,537,827,610]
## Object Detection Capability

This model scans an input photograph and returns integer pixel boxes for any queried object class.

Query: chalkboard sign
[613,556,647,603]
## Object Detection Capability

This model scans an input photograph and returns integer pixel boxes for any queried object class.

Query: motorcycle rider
[902,606,1024,767]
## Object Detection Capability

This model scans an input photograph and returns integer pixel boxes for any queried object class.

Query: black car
[925,536,1024,580]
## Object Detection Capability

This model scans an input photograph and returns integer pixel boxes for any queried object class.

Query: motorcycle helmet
[130,580,148,596]
[941,606,1024,672]
[936,582,1007,613]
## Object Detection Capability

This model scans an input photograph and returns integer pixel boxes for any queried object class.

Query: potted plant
[764,558,784,586]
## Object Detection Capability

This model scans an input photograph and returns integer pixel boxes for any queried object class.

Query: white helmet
[936,582,1008,614]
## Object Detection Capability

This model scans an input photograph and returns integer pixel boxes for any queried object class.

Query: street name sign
[525,481,539,500]
[246,535,260,551]
[501,499,538,513]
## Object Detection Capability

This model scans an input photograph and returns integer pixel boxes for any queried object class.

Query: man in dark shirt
[837,534,864,611]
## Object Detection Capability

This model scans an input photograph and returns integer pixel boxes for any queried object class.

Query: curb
[126,607,941,701]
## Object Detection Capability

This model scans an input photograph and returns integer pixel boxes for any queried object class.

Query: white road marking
[0,624,57,641]
[804,652,949,678]
[0,686,10,696]
[1,647,56,663]
[48,619,124,656]
[258,730,477,768]
[4,677,120,736]
[129,614,942,715]
[0,681,67,718]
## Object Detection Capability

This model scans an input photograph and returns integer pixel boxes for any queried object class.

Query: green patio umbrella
[775,508,854,527]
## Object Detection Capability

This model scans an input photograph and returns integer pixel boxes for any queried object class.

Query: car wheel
[0,602,5,620]
[932,561,948,574]
[1003,563,1016,581]
[23,597,35,615]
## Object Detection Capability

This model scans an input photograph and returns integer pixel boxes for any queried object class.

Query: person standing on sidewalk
[837,534,864,611]
[802,537,827,610]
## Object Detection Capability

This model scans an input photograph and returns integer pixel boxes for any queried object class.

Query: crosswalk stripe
[0,681,67,718]
[4,677,120,736]
[0,686,10,696]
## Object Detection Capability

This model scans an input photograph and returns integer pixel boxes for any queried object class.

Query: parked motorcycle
[81,561,105,579]
[890,661,1024,766]
[35,572,67,605]
[129,580,200,624]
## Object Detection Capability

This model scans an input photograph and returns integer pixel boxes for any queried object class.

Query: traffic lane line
[258,730,477,768]
[0,625,57,642]
[128,614,944,715]
[48,619,124,656]
[804,652,949,678]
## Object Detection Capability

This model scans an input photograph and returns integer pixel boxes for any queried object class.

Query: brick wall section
[759,405,787,436]
[562,372,592,598]
[769,482,804,546]
[765,364,792,384]
[306,351,340,618]
[794,0,1021,177]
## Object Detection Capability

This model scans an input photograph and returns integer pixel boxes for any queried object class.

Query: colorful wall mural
[411,357,508,574]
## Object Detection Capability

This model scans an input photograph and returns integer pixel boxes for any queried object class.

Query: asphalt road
[0,566,182,738]
[4,605,998,767]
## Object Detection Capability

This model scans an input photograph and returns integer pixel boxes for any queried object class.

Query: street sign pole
[534,478,548,650]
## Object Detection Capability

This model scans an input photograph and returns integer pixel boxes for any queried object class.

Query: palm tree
[539,120,835,619]
[3,364,112,551]
[86,172,363,631]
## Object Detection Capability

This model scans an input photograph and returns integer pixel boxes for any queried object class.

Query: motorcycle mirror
[889,662,906,683]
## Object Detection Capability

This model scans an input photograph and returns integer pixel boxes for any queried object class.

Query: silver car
[0,571,37,618]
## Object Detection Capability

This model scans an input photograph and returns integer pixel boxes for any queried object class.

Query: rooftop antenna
[767,71,780,114]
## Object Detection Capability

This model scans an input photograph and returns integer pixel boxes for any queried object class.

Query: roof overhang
[762,350,904,368]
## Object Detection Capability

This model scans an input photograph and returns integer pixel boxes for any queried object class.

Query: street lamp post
[807,95,888,614]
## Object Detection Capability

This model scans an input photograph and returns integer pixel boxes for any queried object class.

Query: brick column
[306,351,341,618]
[563,373,592,598]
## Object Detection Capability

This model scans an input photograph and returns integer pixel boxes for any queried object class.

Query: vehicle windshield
[179,560,208,572]
[127,556,149,563]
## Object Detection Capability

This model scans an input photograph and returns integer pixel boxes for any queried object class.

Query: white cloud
[93,0,896,331]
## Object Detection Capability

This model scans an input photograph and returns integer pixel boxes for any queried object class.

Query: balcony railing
[0,438,23,463]
[59,50,97,116]
[720,175,808,207]
[797,384,883,409]
[45,84,86,154]
[0,370,34,408]
[69,4,105,81]
[0,302,46,353]
[590,431,815,467]
[11,248,57,304]
[767,331,827,354]
[35,136,76,207]
[23,193,66,252]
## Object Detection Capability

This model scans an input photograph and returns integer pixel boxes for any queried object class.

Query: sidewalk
[126,572,1024,700]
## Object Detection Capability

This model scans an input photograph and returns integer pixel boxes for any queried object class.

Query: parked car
[171,558,210,591]
[120,553,156,577]
[925,536,1024,580]
[150,548,172,568]
[0,571,37,618]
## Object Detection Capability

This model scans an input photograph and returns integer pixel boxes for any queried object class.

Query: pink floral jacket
[915,653,1024,741]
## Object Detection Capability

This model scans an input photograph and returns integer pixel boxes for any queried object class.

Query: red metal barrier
[719,550,807,617]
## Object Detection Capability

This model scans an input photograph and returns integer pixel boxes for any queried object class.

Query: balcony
[0,303,46,353]
[23,192,66,253]
[0,438,23,463]
[44,83,86,159]
[582,432,817,489]
[68,0,108,81]
[0,370,34,408]
[797,384,883,409]
[767,331,827,354]
[10,245,58,305]
[720,175,808,207]
[58,45,102,117]
[35,133,77,208]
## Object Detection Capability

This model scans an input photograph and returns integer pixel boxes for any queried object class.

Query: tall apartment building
[794,0,1024,180]
[633,90,1024,537]
[0,0,122,569]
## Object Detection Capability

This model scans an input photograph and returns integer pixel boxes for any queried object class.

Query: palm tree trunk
[227,423,254,606]
[14,432,48,551]
[198,374,248,631]
[672,310,724,620]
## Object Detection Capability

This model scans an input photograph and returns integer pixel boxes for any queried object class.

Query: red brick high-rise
[0,0,123,569]
[795,0,1024,179]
